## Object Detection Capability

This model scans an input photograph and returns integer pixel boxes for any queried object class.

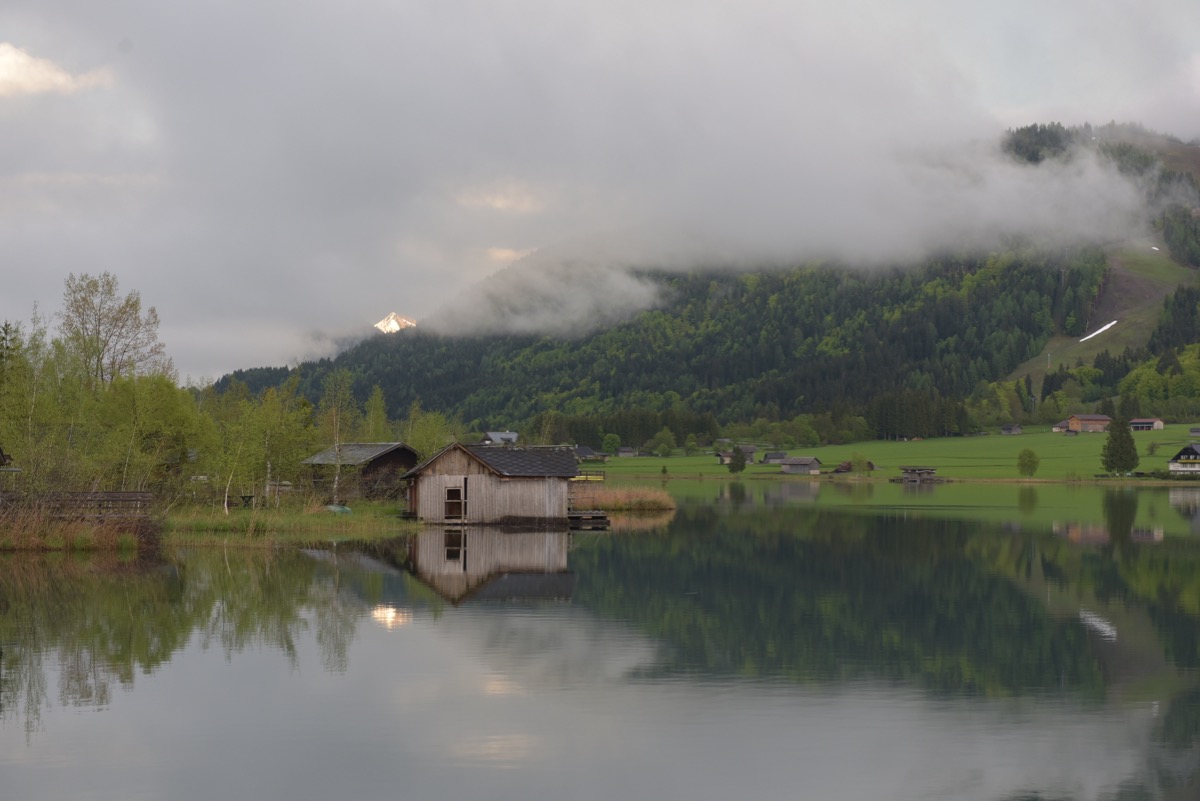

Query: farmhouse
[1001,424,1022,435]
[402,443,579,525]
[1068,414,1112,433]
[573,444,608,463]
[1130,418,1164,431]
[760,451,788,464]
[717,445,757,464]
[780,456,822,475]
[302,442,420,500]
[1168,444,1200,476]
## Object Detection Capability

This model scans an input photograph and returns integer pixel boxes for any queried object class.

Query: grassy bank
[163,500,416,546]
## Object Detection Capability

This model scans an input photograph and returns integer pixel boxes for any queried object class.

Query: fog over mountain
[1,0,1197,375]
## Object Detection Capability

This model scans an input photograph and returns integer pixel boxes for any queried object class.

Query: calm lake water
[4,488,1200,801]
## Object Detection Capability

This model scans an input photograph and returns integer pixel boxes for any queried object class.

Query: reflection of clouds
[436,607,663,689]
[483,674,526,697]
[450,733,539,768]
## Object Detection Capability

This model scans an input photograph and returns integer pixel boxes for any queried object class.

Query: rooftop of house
[301,442,418,466]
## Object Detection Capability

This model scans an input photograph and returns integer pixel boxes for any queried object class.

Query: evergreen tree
[728,446,747,474]
[1101,416,1139,475]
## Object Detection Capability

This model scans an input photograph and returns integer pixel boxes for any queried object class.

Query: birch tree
[58,272,173,390]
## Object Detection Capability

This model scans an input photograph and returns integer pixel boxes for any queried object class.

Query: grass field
[595,424,1196,482]
[1008,247,1196,390]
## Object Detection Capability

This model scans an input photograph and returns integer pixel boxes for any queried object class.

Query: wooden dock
[568,510,610,530]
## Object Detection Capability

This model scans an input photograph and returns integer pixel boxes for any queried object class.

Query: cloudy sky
[2,0,1198,381]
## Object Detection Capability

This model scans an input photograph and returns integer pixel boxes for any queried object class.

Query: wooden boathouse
[402,444,581,526]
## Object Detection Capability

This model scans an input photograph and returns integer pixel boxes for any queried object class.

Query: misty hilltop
[219,123,1200,436]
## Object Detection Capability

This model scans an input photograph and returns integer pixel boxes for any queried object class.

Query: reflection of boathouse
[410,528,574,604]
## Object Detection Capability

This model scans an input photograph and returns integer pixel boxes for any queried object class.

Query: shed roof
[470,445,579,477]
[302,442,418,466]
[781,456,821,466]
[404,443,579,479]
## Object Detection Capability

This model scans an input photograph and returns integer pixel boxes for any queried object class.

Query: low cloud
[0,1,1197,375]
[0,43,113,96]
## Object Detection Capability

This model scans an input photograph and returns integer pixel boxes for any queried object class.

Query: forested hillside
[225,248,1107,434]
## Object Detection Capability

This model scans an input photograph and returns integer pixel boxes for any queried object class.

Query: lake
[3,486,1200,801]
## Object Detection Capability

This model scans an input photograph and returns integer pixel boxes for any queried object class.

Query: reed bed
[0,505,149,552]
[576,485,677,512]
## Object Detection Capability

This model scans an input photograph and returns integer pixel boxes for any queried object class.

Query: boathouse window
[445,486,464,520]
[444,529,464,563]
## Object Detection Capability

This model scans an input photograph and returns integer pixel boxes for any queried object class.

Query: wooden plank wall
[412,449,570,523]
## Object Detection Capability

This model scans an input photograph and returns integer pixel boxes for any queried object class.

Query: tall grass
[0,505,151,552]
[575,485,676,511]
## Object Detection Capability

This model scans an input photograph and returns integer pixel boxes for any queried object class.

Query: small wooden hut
[301,442,420,500]
[402,444,579,526]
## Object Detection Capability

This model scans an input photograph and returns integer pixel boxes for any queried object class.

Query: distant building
[894,466,943,483]
[760,451,788,464]
[1001,424,1023,435]
[1052,420,1071,433]
[1168,443,1200,476]
[1068,414,1112,433]
[573,444,607,462]
[780,456,822,475]
[479,431,519,446]
[616,446,637,458]
[1130,418,1164,431]
[716,445,757,465]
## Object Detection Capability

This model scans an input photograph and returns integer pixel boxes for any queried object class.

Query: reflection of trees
[572,506,1104,695]
[0,548,362,734]
[1103,489,1139,560]
[1018,487,1038,515]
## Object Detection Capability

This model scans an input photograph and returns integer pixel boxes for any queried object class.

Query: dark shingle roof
[467,446,579,477]
[302,442,417,466]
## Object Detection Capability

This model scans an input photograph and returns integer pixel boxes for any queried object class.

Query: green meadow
[598,424,1197,482]
[594,424,1200,538]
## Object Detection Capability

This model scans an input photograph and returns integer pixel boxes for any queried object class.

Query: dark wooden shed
[302,442,420,500]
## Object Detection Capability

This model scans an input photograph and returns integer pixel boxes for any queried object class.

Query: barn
[402,443,579,525]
